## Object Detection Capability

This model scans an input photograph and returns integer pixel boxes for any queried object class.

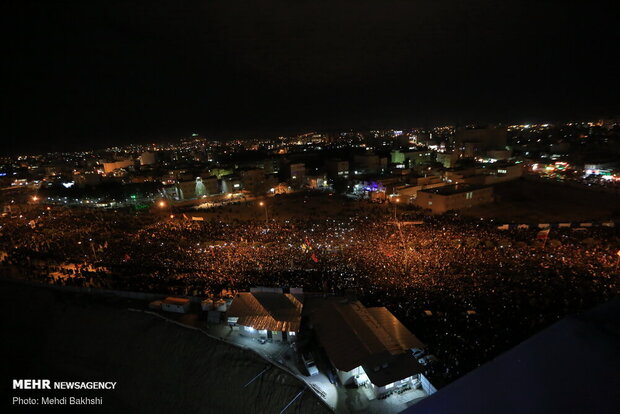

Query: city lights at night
[2,1,619,414]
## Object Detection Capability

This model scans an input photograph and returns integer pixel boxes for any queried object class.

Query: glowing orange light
[158,201,166,208]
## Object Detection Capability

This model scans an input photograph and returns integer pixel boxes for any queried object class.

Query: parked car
[302,352,319,376]
[411,348,427,359]
[418,354,438,366]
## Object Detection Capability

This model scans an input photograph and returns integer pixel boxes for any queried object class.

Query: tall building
[139,151,156,166]
[455,125,507,154]
[325,159,349,179]
[194,177,207,197]
[239,168,269,195]
[288,163,306,189]
[353,153,387,175]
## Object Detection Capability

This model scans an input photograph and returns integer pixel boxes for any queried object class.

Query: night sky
[2,1,619,154]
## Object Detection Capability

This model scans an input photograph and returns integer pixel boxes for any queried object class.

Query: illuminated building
[221,175,243,193]
[436,152,459,168]
[308,296,435,398]
[227,288,303,343]
[288,163,306,189]
[391,150,435,167]
[239,168,272,195]
[139,151,156,166]
[102,159,133,174]
[415,184,494,214]
[462,163,523,185]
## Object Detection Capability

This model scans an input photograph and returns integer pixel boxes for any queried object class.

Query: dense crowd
[1,204,618,383]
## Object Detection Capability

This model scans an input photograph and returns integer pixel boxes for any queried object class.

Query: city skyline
[2,2,619,413]
[2,119,617,159]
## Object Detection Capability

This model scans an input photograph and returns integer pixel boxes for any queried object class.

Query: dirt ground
[461,178,620,223]
[189,192,389,222]
[1,281,330,414]
[188,180,620,224]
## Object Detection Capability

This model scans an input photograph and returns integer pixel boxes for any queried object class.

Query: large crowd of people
[1,202,618,383]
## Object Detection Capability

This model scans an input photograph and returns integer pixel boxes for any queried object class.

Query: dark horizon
[1,112,615,157]
[2,0,619,155]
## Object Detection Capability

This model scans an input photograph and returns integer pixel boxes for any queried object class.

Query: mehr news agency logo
[12,379,118,406]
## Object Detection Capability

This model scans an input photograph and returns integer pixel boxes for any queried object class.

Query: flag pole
[542,227,550,248]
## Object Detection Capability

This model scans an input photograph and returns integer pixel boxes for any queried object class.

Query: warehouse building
[227,288,303,342]
[308,296,434,397]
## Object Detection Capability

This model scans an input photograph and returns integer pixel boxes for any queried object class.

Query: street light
[259,201,268,223]
[32,195,39,202]
[158,200,166,208]
[393,197,400,221]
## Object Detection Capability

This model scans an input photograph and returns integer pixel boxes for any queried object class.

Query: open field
[188,179,620,224]
[189,192,389,221]
[462,178,620,222]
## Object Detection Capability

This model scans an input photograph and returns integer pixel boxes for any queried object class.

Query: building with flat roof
[307,296,432,397]
[227,290,303,342]
[162,297,191,314]
[139,151,156,166]
[415,184,493,214]
[325,159,350,179]
[102,159,133,174]
[239,168,271,195]
[455,125,508,153]
[221,175,243,194]
[462,163,523,185]
[288,163,306,189]
[391,150,435,167]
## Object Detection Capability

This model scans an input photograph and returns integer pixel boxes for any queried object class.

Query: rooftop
[419,184,489,196]
[308,297,425,385]
[228,292,303,332]
[163,297,190,305]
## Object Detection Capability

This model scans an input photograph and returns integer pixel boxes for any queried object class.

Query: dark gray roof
[311,298,425,384]
[364,352,424,388]
[419,184,489,195]
[402,297,620,414]
[366,307,425,350]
